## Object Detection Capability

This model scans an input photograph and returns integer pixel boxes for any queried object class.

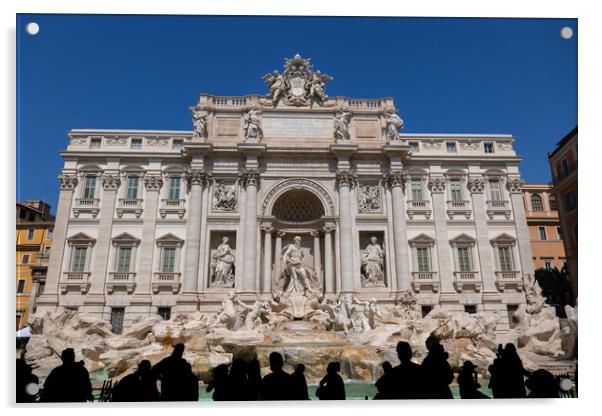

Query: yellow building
[16,200,54,330]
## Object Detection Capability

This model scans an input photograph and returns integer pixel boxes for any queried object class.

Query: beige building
[35,54,533,334]
[522,184,566,271]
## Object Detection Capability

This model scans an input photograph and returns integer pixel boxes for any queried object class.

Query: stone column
[323,225,335,294]
[88,172,121,297]
[261,224,273,294]
[133,174,163,303]
[507,176,535,277]
[274,231,284,283]
[429,175,455,294]
[468,176,497,293]
[182,169,210,295]
[311,230,322,282]
[385,171,412,291]
[241,169,260,292]
[336,170,357,293]
[36,173,78,310]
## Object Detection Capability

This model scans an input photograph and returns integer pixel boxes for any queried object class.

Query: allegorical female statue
[280,236,318,297]
[360,236,384,286]
[211,236,235,287]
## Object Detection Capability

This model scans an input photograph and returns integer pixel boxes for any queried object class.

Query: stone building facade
[35,55,533,334]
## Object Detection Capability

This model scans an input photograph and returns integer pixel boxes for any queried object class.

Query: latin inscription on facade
[263,116,332,139]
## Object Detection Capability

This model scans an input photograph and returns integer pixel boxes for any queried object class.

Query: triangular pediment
[156,233,184,245]
[409,233,436,246]
[111,232,141,245]
[449,233,476,244]
[66,232,96,244]
[490,233,516,244]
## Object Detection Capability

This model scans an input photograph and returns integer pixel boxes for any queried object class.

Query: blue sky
[16,14,577,213]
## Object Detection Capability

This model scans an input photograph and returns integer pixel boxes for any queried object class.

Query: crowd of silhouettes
[17,338,569,402]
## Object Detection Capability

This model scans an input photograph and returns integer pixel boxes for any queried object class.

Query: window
[409,142,419,152]
[83,175,97,199]
[70,247,88,272]
[27,229,34,240]
[110,308,125,334]
[557,227,562,239]
[488,179,503,201]
[566,191,576,210]
[116,247,133,273]
[21,254,30,264]
[464,305,477,314]
[90,138,102,148]
[416,247,430,272]
[450,179,462,201]
[44,246,51,257]
[561,159,570,177]
[548,194,558,211]
[446,142,457,153]
[457,247,472,272]
[530,194,544,211]
[498,246,514,272]
[162,247,176,273]
[28,212,36,221]
[484,143,494,154]
[131,138,142,149]
[158,307,171,321]
[538,227,547,240]
[173,139,184,149]
[411,179,423,201]
[126,176,139,199]
[421,305,432,318]
[17,279,26,294]
[544,260,553,271]
[47,228,54,239]
[507,305,519,329]
[168,177,181,200]
[19,209,26,219]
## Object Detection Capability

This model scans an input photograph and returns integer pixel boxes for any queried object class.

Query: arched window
[548,194,558,211]
[530,194,544,211]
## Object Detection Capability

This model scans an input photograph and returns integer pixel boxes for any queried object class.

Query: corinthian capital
[506,176,524,194]
[467,177,485,194]
[144,174,164,191]
[383,171,406,188]
[101,173,121,190]
[58,174,78,191]
[428,176,446,193]
[186,169,211,187]
[239,169,261,188]
[335,170,358,189]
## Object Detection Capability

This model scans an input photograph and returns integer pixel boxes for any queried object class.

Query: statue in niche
[280,236,320,297]
[383,108,404,143]
[210,236,235,287]
[244,107,263,141]
[334,109,352,142]
[213,180,237,211]
[360,236,385,286]
[358,185,381,211]
[190,106,208,139]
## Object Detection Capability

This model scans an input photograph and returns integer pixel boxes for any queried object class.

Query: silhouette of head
[213,364,229,380]
[269,352,284,372]
[327,362,340,374]
[295,364,305,374]
[231,358,247,374]
[526,369,558,398]
[61,348,75,364]
[461,361,477,372]
[502,343,518,360]
[172,343,185,358]
[138,360,152,373]
[425,335,440,352]
[382,361,393,374]
[396,341,413,362]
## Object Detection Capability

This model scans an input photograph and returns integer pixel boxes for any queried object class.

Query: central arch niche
[272,189,325,223]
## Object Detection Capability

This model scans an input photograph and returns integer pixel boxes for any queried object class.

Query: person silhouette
[224,358,249,400]
[489,343,527,398]
[16,358,39,403]
[40,348,93,402]
[260,352,292,400]
[152,343,198,401]
[457,361,489,399]
[246,359,262,400]
[391,341,424,399]
[373,361,394,399]
[421,335,453,399]
[316,362,346,400]
[525,369,559,398]
[112,360,159,402]
[207,364,229,401]
[290,364,310,400]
